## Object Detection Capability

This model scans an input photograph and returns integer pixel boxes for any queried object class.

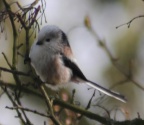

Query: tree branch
[116,15,144,29]
[6,106,49,118]
[39,84,62,125]
[0,67,29,76]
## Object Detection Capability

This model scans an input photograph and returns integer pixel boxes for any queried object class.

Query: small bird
[29,25,127,103]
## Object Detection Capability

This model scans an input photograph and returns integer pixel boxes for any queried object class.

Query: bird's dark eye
[46,38,51,42]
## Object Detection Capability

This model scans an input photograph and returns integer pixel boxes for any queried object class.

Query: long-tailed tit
[29,25,127,103]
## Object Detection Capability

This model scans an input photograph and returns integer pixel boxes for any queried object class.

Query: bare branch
[6,106,49,118]
[1,87,27,124]
[2,52,12,68]
[116,15,144,29]
[39,84,62,125]
[0,67,29,76]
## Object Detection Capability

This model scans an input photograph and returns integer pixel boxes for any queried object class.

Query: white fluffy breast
[29,42,72,88]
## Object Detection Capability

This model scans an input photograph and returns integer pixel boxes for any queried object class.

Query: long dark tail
[61,54,127,102]
[86,80,127,103]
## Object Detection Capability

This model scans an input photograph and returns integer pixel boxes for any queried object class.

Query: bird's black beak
[36,41,43,45]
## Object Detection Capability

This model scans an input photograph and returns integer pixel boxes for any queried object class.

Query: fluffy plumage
[29,25,127,103]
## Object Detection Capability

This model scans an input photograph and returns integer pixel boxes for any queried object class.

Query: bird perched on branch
[29,25,127,103]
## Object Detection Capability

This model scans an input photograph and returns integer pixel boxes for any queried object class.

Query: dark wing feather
[61,54,87,81]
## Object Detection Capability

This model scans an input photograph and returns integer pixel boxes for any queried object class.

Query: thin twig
[95,105,111,118]
[0,80,42,98]
[3,0,21,87]
[1,86,27,124]
[86,90,96,110]
[116,15,144,29]
[14,92,33,124]
[0,67,29,76]
[39,84,62,125]
[2,52,12,68]
[77,90,96,120]
[6,106,49,118]
[17,43,23,49]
